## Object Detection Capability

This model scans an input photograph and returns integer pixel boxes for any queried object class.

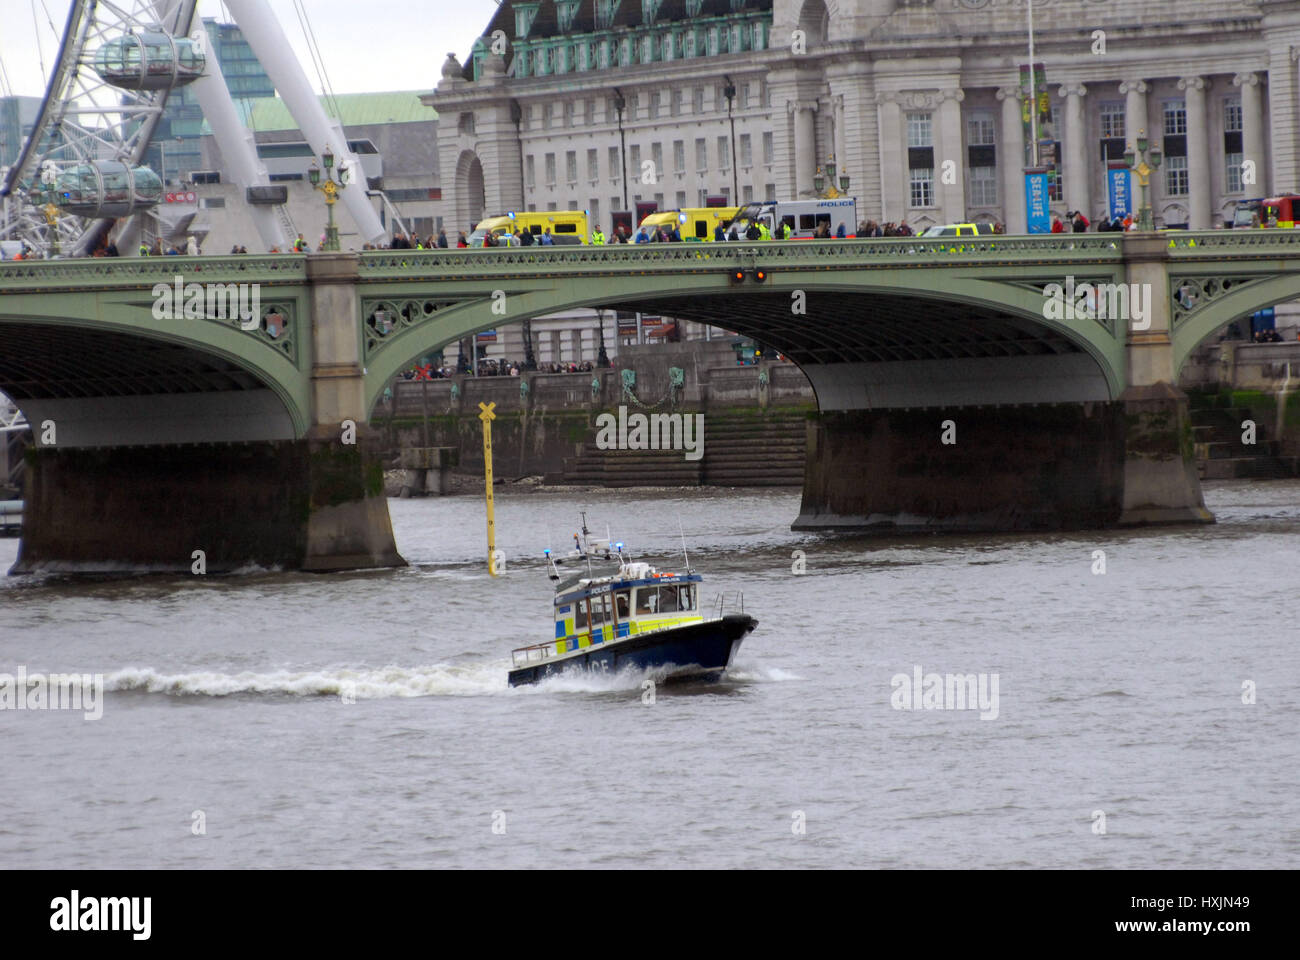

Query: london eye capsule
[92,30,206,91]
[36,161,163,218]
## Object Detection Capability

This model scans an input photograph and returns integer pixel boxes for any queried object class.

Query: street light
[309,144,350,251]
[1124,129,1163,231]
[38,163,60,258]
[723,75,739,203]
[814,154,850,199]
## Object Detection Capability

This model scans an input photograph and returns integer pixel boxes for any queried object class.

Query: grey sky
[0,0,503,99]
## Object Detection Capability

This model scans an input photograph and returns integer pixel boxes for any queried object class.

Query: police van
[722,198,858,239]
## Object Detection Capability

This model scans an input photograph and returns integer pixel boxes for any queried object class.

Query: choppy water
[1,482,1298,868]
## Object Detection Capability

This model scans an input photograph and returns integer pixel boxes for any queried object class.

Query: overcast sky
[0,0,504,99]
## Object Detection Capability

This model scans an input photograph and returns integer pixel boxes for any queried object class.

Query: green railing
[0,254,308,292]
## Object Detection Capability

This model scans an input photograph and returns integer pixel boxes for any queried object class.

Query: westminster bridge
[1,230,1297,572]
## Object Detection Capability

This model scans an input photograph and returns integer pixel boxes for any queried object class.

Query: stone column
[997,85,1026,231]
[938,89,966,221]
[1234,72,1266,196]
[876,92,904,223]
[831,93,846,169]
[792,101,818,197]
[1120,79,1149,147]
[1058,83,1091,222]
[1178,77,1211,230]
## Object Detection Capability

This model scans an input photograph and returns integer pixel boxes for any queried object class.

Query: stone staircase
[1191,406,1297,479]
[551,411,808,487]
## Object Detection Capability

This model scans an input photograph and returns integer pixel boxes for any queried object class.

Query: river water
[1,481,1297,869]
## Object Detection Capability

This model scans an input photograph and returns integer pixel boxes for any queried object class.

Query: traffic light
[754,268,767,283]
[730,268,746,283]
[728,268,769,283]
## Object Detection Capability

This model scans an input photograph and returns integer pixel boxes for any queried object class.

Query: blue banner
[1024,171,1050,234]
[1107,164,1132,220]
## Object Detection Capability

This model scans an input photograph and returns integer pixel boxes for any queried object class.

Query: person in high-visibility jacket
[592,228,606,245]
[780,221,792,240]
[758,221,772,240]
[138,242,149,257]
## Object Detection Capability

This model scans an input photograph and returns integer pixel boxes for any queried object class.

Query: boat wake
[100,658,798,701]
[104,663,510,699]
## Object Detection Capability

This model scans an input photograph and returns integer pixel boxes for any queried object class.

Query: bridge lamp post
[813,156,850,199]
[308,145,350,252]
[723,76,739,203]
[1124,131,1162,232]
[38,165,60,258]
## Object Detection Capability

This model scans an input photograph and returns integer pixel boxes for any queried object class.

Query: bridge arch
[359,262,1128,416]
[0,282,312,446]
[1172,270,1300,373]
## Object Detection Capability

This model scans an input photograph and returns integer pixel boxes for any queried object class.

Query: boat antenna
[678,520,690,571]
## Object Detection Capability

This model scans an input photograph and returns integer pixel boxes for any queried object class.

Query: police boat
[508,518,757,687]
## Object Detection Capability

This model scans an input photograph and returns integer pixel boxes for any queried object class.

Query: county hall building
[427,0,1300,236]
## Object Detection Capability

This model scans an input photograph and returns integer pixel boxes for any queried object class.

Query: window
[739,133,752,167]
[544,153,556,187]
[763,131,774,165]
[547,201,557,211]
[696,137,707,172]
[969,166,997,206]
[627,93,639,119]
[590,199,600,226]
[566,150,578,184]
[967,115,996,146]
[697,188,708,206]
[672,89,684,117]
[608,97,621,123]
[630,144,641,177]
[1165,154,1189,195]
[650,91,662,119]
[743,184,754,202]
[584,99,595,126]
[564,101,575,128]
[765,183,777,201]
[718,135,730,171]
[1226,152,1243,193]
[737,82,749,110]
[1163,99,1187,136]
[676,190,686,208]
[203,197,225,208]
[457,113,475,135]
[609,146,622,181]
[906,113,933,148]
[1224,97,1243,133]
[651,142,664,181]
[1100,102,1125,139]
[673,140,685,174]
[654,191,664,208]
[1099,100,1127,163]
[587,148,598,181]
[544,103,554,129]
[614,591,630,620]
[909,167,934,207]
[693,86,704,114]
[526,155,535,189]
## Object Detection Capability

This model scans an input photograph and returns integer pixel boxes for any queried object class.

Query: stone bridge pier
[13,254,403,574]
[795,235,1212,533]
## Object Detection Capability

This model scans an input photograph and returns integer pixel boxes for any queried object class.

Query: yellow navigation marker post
[479,401,498,577]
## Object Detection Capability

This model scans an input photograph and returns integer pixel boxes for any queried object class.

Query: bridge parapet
[0,253,307,292]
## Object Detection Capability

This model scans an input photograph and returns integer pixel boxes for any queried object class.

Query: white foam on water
[104,662,510,699]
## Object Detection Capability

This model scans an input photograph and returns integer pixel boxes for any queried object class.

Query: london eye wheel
[0,0,202,258]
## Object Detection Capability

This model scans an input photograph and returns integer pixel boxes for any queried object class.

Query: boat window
[635,587,659,615]
[676,585,696,612]
[590,593,610,626]
[658,585,680,613]
[614,591,630,619]
[575,598,590,632]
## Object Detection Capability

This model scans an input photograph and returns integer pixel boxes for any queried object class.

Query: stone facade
[428,0,1300,234]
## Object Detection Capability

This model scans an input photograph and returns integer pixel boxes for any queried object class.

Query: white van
[724,198,859,239]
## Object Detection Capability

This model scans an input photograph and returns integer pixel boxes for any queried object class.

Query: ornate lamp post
[308,144,350,252]
[1123,130,1163,231]
[813,155,851,199]
[38,163,60,258]
[723,75,739,202]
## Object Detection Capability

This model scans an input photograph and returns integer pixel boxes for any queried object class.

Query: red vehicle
[1235,195,1300,228]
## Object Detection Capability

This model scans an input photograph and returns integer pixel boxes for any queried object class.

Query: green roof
[243,91,437,132]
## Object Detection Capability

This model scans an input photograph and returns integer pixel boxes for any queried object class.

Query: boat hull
[508,614,758,687]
